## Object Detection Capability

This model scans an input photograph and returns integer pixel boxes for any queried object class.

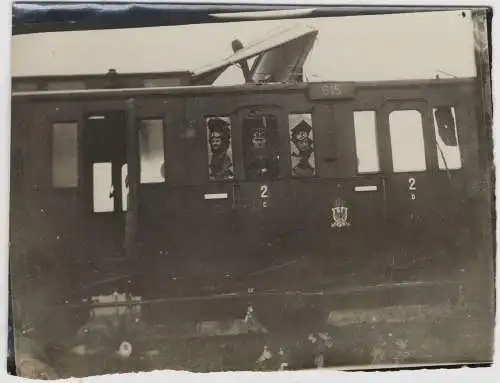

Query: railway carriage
[9,16,494,377]
[10,75,493,375]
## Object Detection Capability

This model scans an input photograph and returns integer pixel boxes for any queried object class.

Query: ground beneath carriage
[16,228,491,378]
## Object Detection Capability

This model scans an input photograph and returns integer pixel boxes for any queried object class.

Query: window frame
[137,118,167,184]
[388,108,428,173]
[237,106,290,182]
[287,111,319,178]
[47,81,86,91]
[431,105,463,171]
[381,100,440,175]
[92,161,115,213]
[352,109,381,175]
[204,115,236,183]
[51,120,79,189]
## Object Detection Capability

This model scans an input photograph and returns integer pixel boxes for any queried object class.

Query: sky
[11,10,476,83]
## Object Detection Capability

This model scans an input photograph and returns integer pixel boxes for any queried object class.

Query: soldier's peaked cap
[246,118,267,138]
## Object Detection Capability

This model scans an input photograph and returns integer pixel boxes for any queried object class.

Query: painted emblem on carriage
[330,199,351,228]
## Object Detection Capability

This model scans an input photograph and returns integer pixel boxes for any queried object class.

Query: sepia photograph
[7,3,495,380]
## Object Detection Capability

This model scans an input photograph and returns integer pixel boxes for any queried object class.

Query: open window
[389,110,426,172]
[432,106,462,170]
[353,111,380,173]
[206,116,235,181]
[122,164,129,211]
[47,81,86,91]
[52,122,78,188]
[13,82,38,92]
[93,162,114,213]
[288,113,316,177]
[242,111,281,181]
[84,111,127,214]
[138,119,165,183]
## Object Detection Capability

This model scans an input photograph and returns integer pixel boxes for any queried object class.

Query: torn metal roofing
[191,24,318,85]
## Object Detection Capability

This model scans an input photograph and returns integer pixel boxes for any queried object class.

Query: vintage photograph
[9,4,495,379]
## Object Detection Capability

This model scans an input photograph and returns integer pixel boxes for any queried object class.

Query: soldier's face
[252,134,266,149]
[210,132,223,151]
[294,131,310,152]
[295,131,308,141]
[296,138,310,152]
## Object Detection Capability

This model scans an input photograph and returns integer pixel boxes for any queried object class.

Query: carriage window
[93,162,114,213]
[389,110,426,172]
[143,78,184,87]
[47,81,86,91]
[13,82,38,92]
[432,107,462,170]
[139,120,165,183]
[122,164,129,212]
[353,111,380,173]
[206,117,234,181]
[289,114,315,177]
[243,112,281,181]
[52,122,78,188]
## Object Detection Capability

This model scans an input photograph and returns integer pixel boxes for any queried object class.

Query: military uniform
[245,124,280,180]
[207,118,234,181]
[291,120,315,177]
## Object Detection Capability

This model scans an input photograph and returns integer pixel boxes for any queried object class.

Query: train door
[182,96,243,272]
[234,106,294,262]
[380,101,440,240]
[16,102,83,269]
[82,110,130,260]
[312,102,388,251]
[426,104,468,220]
[344,108,388,238]
[132,98,185,266]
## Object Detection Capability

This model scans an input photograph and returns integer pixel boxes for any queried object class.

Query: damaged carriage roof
[12,23,320,89]
[191,24,319,85]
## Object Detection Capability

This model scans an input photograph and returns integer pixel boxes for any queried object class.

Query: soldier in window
[291,120,315,177]
[208,118,234,181]
[245,117,280,180]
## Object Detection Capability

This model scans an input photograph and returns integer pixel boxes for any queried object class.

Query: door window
[353,111,380,173]
[93,162,114,212]
[389,110,426,172]
[206,116,234,181]
[139,119,165,183]
[242,112,281,181]
[122,164,129,211]
[432,106,462,170]
[52,122,78,187]
[289,113,316,177]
